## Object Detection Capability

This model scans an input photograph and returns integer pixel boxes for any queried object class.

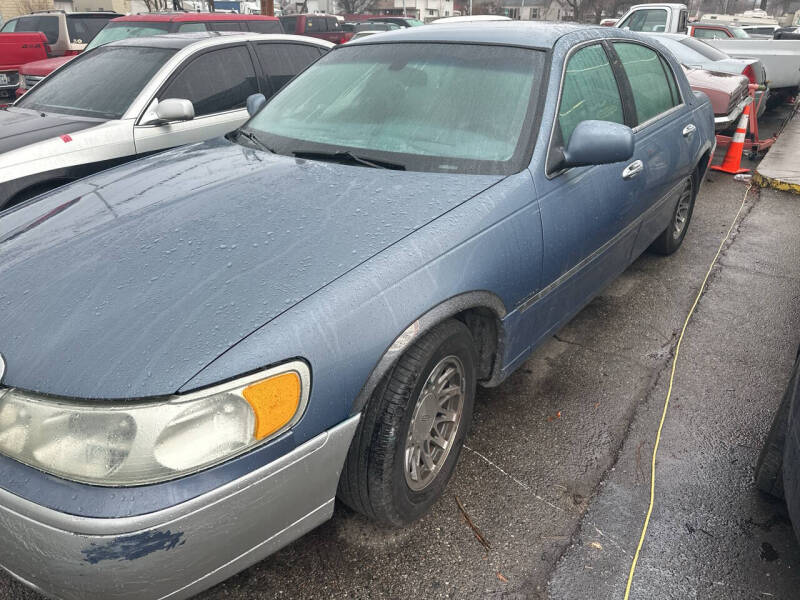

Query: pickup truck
[617,3,800,91]
[0,32,48,106]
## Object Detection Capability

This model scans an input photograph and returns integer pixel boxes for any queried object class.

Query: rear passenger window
[4,15,59,43]
[304,18,325,33]
[247,20,283,34]
[177,23,208,32]
[326,18,341,31]
[161,45,259,116]
[613,42,679,125]
[558,44,624,146]
[279,16,298,33]
[256,42,323,94]
[209,22,243,32]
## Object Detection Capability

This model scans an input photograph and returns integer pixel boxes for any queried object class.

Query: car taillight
[742,64,757,84]
[63,49,81,56]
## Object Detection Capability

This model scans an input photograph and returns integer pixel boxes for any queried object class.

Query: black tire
[338,319,477,526]
[649,174,697,256]
[755,364,798,498]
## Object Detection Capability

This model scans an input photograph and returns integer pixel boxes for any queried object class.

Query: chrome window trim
[545,35,687,180]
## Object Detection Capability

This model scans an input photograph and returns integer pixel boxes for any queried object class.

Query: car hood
[0,107,103,155]
[19,55,74,77]
[0,137,503,399]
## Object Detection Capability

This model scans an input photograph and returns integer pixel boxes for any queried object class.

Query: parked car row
[14,12,284,97]
[0,20,716,600]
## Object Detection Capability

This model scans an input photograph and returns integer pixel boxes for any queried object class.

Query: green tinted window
[558,44,624,146]
[614,42,678,125]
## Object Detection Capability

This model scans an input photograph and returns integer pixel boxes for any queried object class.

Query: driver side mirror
[246,93,267,116]
[561,120,634,169]
[140,98,195,126]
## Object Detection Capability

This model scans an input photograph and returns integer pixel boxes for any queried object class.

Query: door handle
[622,160,644,180]
[682,124,697,137]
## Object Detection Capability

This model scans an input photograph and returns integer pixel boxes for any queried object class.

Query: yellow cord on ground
[623,183,752,599]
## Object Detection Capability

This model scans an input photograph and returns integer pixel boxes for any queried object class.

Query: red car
[16,12,283,97]
[279,14,352,44]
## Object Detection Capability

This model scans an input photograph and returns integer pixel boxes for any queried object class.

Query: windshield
[244,43,543,174]
[17,46,175,119]
[730,26,750,38]
[679,37,729,60]
[85,21,172,51]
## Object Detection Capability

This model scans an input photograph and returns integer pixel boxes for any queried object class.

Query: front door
[525,42,643,345]
[134,44,258,154]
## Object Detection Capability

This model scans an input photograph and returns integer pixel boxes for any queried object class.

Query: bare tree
[336,0,375,13]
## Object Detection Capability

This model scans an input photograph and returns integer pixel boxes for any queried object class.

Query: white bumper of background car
[0,415,359,600]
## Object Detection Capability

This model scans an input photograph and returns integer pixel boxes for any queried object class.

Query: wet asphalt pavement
[2,123,800,600]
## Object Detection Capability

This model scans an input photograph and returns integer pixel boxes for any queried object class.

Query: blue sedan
[0,22,714,600]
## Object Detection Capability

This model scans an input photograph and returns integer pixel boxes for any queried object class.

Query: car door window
[160,45,259,117]
[279,16,298,33]
[557,44,624,147]
[619,9,667,32]
[613,42,679,125]
[177,23,208,32]
[303,17,325,33]
[3,15,59,43]
[255,42,323,94]
[326,18,341,31]
[247,20,283,33]
[209,21,244,31]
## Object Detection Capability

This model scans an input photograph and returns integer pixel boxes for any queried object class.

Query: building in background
[499,0,569,20]
[384,0,451,20]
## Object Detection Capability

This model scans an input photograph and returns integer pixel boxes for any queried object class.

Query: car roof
[347,21,613,49]
[103,31,332,50]
[109,12,279,23]
[106,31,240,49]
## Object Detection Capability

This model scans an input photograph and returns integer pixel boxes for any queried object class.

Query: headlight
[0,361,310,486]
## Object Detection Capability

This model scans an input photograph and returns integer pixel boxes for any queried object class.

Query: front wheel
[649,175,696,256]
[338,319,477,526]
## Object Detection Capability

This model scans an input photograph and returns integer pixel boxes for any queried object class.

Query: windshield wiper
[231,129,274,153]
[292,150,405,170]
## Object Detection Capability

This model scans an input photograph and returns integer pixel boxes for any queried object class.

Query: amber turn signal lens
[242,372,301,440]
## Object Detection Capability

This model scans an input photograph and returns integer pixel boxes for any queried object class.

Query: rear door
[134,44,259,153]
[609,40,697,256]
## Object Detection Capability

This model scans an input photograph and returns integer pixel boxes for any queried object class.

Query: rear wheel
[338,319,477,525]
[649,175,696,256]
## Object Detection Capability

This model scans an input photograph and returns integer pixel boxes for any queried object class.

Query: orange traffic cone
[711,103,751,175]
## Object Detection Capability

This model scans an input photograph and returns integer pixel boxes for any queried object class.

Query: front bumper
[0,415,359,600]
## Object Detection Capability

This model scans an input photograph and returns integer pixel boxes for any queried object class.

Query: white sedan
[0,32,332,209]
